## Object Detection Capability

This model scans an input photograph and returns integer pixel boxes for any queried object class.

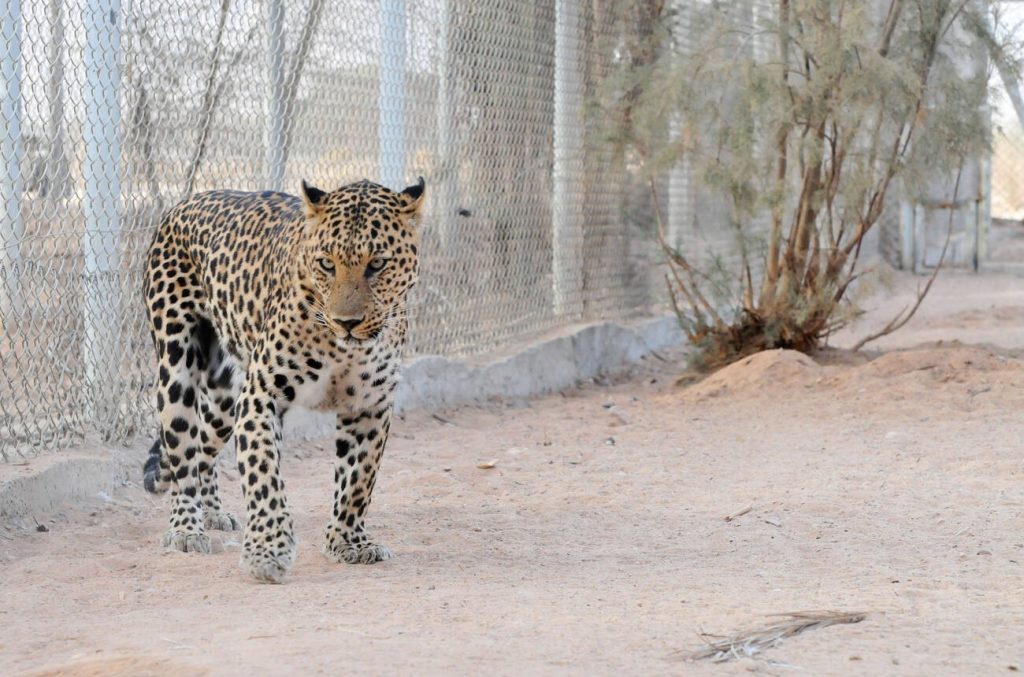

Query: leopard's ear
[301,179,327,218]
[399,176,425,218]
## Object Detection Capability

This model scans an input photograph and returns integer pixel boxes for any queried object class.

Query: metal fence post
[83,0,122,431]
[266,0,286,191]
[666,1,690,251]
[435,0,454,250]
[899,194,915,270]
[379,0,406,190]
[553,0,583,318]
[667,115,690,251]
[1,0,23,318]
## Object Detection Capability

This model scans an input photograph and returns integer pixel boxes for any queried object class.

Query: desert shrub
[598,0,1013,369]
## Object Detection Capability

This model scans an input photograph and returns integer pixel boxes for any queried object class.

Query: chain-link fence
[982,2,1024,265]
[992,4,1024,224]
[0,0,677,461]
[4,0,1010,463]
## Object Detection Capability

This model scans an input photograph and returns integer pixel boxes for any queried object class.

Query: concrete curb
[0,452,130,523]
[0,316,684,522]
[396,315,682,411]
[283,315,684,436]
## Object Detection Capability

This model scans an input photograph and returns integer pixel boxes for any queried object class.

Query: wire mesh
[992,105,1024,222]
[0,0,669,461]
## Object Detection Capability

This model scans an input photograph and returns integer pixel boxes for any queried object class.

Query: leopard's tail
[143,437,172,494]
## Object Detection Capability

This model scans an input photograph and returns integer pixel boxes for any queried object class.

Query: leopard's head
[299,177,424,342]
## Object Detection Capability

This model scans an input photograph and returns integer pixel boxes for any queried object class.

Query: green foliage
[596,0,1011,368]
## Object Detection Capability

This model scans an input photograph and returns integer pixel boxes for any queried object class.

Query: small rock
[35,524,48,533]
[977,549,992,556]
[605,437,616,446]
[763,515,782,527]
[607,406,631,427]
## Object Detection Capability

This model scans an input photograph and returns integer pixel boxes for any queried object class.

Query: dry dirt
[2,270,1023,676]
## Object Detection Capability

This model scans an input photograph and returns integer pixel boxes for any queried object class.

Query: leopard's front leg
[235,367,295,583]
[323,402,394,564]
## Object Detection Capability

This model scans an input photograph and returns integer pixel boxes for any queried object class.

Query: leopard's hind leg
[143,314,241,533]
[145,239,218,553]
[193,317,242,532]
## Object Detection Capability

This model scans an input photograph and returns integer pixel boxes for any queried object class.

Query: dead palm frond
[677,610,867,663]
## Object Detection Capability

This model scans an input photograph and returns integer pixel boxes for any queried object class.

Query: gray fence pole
[266,0,286,191]
[435,0,454,249]
[667,116,690,250]
[82,0,122,430]
[378,0,406,189]
[899,194,914,270]
[45,0,68,204]
[666,1,690,251]
[552,0,583,318]
[1,0,24,318]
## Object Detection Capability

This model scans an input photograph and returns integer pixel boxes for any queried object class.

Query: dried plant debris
[723,505,752,522]
[679,610,867,663]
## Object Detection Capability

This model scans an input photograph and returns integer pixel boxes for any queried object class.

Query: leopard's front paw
[322,527,392,564]
[204,510,242,531]
[239,517,296,583]
[162,528,212,554]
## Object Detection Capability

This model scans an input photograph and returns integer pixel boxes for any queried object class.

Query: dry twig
[723,506,752,522]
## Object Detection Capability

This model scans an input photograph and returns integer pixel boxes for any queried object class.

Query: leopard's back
[146,189,304,356]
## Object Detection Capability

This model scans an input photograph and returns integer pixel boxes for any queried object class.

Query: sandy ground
[2,269,1023,676]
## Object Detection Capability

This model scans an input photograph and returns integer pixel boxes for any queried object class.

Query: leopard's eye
[318,257,335,272]
[366,258,388,275]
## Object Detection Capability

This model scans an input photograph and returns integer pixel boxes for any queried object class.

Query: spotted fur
[142,177,425,582]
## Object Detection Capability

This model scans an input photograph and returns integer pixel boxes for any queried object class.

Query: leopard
[141,176,425,583]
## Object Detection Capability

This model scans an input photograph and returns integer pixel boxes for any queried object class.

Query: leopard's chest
[289,340,399,414]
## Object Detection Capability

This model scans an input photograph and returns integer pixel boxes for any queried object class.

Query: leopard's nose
[335,317,363,332]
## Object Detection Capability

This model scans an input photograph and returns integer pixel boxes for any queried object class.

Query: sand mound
[686,349,821,399]
[863,344,1010,376]
[682,343,1024,402]
[828,343,1023,392]
[923,304,1024,329]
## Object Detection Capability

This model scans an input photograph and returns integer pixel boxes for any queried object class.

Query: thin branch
[851,162,964,351]
[649,177,725,326]
[877,0,904,57]
[840,5,946,260]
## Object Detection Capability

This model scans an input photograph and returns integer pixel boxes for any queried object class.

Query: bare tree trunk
[279,0,325,172]
[759,0,790,308]
[183,0,231,196]
[132,80,162,206]
[44,0,68,204]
